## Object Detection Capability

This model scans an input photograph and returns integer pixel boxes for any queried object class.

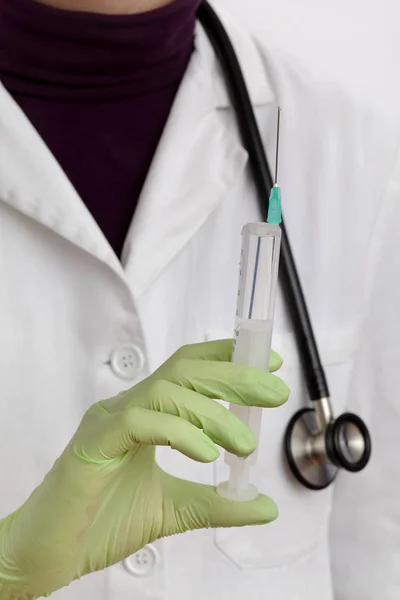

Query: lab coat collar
[202,8,275,109]
[122,20,275,297]
[0,10,274,289]
[0,83,123,275]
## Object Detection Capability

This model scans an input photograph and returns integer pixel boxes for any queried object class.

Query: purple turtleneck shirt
[0,0,199,256]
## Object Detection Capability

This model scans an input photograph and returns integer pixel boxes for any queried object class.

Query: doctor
[0,0,399,599]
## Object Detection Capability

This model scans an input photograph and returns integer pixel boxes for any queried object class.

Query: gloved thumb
[160,473,278,533]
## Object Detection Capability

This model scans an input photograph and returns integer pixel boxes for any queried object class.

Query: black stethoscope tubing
[197,2,329,402]
[198,2,371,490]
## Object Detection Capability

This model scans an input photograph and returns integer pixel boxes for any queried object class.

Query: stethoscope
[198,2,372,490]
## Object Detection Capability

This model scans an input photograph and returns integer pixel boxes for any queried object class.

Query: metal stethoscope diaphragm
[284,397,372,490]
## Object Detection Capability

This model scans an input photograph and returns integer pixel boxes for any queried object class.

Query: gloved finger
[147,380,257,458]
[269,350,283,373]
[161,473,278,533]
[164,339,283,373]
[167,358,290,408]
[100,382,256,458]
[88,406,220,463]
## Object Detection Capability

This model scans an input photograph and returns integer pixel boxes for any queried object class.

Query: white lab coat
[0,6,399,600]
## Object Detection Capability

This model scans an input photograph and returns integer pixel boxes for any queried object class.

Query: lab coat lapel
[0,83,122,275]
[122,21,267,298]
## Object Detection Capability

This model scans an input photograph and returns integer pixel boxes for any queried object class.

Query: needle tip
[274,107,282,186]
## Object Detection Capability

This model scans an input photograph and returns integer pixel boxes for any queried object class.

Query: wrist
[0,584,36,600]
[0,516,34,600]
[0,471,87,598]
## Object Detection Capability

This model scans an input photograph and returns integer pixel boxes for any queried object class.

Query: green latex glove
[0,340,289,600]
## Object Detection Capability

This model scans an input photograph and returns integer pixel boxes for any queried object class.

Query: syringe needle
[274,106,282,185]
[267,107,282,225]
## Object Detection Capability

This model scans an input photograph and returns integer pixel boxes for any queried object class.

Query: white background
[215,0,399,121]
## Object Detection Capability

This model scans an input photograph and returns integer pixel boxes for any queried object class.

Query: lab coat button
[110,345,144,381]
[122,545,159,577]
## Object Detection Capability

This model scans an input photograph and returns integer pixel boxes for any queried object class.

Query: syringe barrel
[217,223,281,503]
[236,223,281,324]
[233,223,281,371]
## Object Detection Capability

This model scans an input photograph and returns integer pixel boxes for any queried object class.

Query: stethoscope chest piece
[285,404,372,491]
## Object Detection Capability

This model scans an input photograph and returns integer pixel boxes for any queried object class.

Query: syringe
[217,108,283,502]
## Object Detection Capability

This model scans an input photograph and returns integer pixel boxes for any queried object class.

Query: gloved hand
[0,340,289,600]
